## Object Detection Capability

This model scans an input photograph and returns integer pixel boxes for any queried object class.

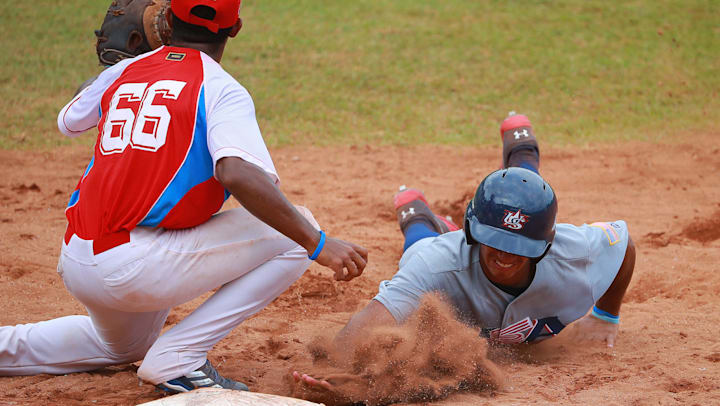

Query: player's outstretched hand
[292,371,333,391]
[568,313,620,347]
[314,237,368,281]
[291,370,362,405]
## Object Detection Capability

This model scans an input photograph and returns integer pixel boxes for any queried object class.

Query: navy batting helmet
[464,167,557,258]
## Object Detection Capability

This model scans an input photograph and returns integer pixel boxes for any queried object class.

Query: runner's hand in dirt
[567,313,620,347]
[292,371,333,391]
[291,371,364,405]
[566,237,634,348]
[315,238,368,281]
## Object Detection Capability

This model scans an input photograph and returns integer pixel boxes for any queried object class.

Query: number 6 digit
[131,80,187,152]
[100,82,147,155]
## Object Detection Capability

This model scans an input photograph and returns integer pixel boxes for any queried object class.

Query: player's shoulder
[115,46,170,71]
[198,53,244,88]
[546,221,629,260]
[410,230,473,275]
[197,52,253,103]
[94,51,143,83]
[96,47,171,85]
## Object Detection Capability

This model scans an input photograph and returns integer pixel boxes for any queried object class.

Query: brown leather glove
[94,0,171,66]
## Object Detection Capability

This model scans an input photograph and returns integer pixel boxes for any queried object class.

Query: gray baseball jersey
[374,221,629,343]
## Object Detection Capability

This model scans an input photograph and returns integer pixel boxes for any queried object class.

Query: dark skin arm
[293,299,396,389]
[335,299,397,346]
[215,156,368,281]
[570,235,636,347]
[595,235,636,315]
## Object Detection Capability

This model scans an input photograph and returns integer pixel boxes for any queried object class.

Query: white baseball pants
[0,206,316,384]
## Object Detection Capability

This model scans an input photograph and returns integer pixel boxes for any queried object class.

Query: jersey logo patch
[590,222,621,245]
[488,316,566,343]
[502,209,529,230]
[166,52,186,61]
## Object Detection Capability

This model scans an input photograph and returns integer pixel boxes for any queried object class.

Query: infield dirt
[1,134,719,405]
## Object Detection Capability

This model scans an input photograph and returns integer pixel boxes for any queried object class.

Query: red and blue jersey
[58,46,278,241]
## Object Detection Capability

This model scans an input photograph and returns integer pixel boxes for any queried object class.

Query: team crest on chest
[502,209,529,230]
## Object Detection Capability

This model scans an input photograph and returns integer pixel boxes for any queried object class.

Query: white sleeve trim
[212,147,280,184]
[57,87,98,137]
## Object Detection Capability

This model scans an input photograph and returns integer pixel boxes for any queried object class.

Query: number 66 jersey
[58,46,278,243]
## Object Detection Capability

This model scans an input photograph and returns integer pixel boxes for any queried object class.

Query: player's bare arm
[292,299,396,389]
[215,156,368,281]
[595,235,636,316]
[570,235,636,347]
[335,299,397,345]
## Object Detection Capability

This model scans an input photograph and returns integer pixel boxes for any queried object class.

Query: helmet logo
[503,209,529,230]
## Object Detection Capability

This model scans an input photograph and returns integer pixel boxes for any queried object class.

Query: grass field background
[0,0,717,149]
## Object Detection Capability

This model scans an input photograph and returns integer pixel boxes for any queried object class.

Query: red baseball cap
[171,0,242,33]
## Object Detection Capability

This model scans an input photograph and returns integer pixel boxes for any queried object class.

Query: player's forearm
[595,236,636,316]
[215,156,321,253]
[334,300,397,350]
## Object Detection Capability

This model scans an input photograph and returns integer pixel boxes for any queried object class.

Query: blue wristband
[591,306,620,324]
[308,230,326,260]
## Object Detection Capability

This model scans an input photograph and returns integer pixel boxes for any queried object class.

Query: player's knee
[136,359,162,383]
[135,347,172,384]
[136,346,205,384]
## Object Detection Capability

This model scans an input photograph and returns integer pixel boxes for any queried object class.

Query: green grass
[1,0,718,149]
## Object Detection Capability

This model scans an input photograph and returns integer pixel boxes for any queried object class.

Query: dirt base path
[1,135,719,405]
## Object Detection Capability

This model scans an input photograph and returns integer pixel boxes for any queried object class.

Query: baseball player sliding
[294,113,636,392]
[0,0,367,394]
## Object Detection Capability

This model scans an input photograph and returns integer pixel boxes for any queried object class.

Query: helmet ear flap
[464,218,476,244]
[530,225,555,262]
[532,242,553,263]
[463,202,477,245]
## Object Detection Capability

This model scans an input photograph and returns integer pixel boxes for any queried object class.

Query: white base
[137,388,324,406]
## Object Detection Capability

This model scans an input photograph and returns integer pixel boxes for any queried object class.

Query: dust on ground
[288,293,504,406]
[1,134,720,405]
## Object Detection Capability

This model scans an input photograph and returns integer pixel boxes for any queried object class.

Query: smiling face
[479,244,533,288]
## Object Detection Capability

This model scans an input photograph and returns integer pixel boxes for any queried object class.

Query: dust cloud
[288,294,505,405]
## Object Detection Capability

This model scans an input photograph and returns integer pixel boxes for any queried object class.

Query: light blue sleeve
[373,251,440,323]
[582,220,630,302]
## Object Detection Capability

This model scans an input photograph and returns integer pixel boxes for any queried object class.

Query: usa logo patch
[502,209,529,230]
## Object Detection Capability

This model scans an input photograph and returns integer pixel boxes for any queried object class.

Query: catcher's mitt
[94,0,172,66]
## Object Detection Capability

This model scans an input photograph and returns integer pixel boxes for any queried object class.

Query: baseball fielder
[294,113,636,391]
[0,0,367,394]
